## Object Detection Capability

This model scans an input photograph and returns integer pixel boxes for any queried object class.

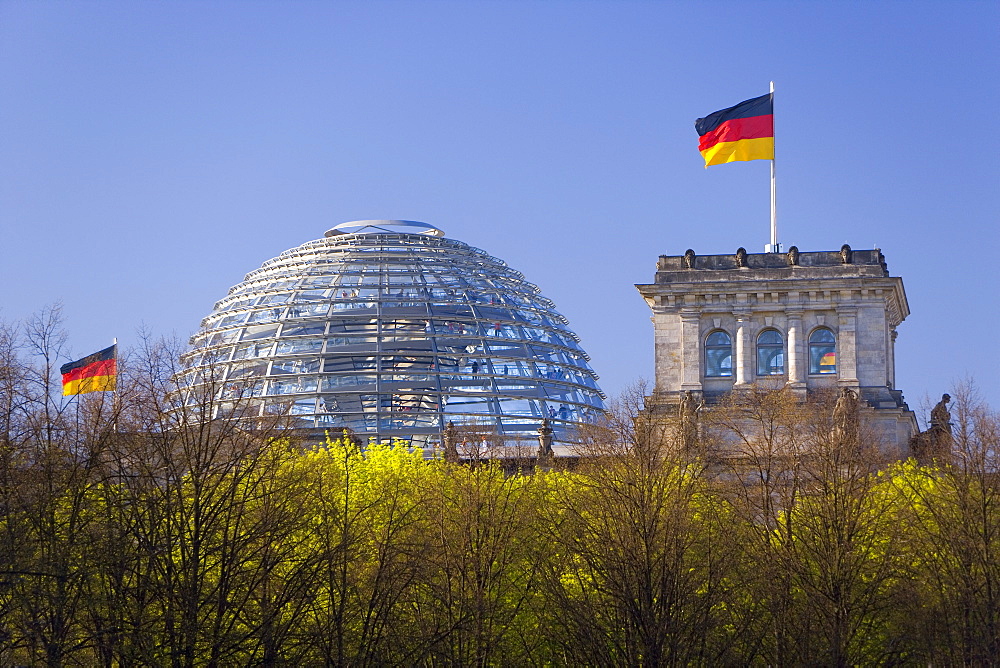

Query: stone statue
[678,390,700,451]
[840,244,853,264]
[787,245,800,266]
[735,247,748,268]
[930,393,952,433]
[679,390,696,417]
[832,387,859,444]
[443,421,459,464]
[683,249,696,269]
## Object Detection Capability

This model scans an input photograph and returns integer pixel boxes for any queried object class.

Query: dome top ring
[325,220,445,238]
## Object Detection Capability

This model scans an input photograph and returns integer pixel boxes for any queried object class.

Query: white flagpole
[769,80,778,252]
[112,337,119,433]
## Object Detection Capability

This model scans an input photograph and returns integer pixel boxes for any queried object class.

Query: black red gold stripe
[61,345,117,396]
[695,93,774,167]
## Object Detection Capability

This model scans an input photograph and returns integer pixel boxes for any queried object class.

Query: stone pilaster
[836,306,860,388]
[680,308,703,392]
[888,327,898,388]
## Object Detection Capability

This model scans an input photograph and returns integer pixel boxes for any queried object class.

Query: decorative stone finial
[683,249,696,269]
[735,247,748,268]
[787,245,799,266]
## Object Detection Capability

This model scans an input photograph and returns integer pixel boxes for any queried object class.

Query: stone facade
[635,246,918,455]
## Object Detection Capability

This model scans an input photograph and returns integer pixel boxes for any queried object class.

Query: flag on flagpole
[695,93,774,167]
[61,345,117,396]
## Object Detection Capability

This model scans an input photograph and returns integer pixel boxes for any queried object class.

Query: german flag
[61,345,117,396]
[695,93,774,167]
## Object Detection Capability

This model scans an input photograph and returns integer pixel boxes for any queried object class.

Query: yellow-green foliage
[3,433,1000,666]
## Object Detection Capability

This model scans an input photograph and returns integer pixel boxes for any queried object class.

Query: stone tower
[635,245,917,453]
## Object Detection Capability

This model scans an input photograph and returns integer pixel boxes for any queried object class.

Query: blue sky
[2,1,998,413]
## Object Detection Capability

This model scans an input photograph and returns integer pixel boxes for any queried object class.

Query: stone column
[733,309,751,387]
[836,306,860,388]
[679,308,702,392]
[786,308,806,392]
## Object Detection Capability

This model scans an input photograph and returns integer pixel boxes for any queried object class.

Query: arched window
[756,329,784,375]
[809,328,836,374]
[705,330,732,377]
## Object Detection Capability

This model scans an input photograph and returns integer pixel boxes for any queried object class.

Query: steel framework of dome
[178,221,605,449]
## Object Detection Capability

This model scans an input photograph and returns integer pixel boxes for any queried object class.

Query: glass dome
[178,221,605,450]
